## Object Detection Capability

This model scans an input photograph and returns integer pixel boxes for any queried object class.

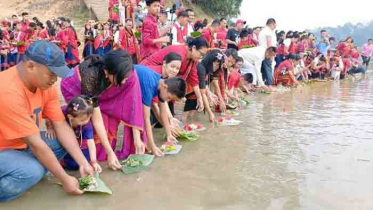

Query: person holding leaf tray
[61,49,146,168]
[0,41,94,202]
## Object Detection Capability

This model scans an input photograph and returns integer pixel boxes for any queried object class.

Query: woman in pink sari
[61,49,146,170]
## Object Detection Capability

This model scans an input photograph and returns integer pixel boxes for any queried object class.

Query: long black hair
[46,20,56,36]
[200,49,225,74]
[187,37,209,50]
[84,23,94,38]
[104,49,133,86]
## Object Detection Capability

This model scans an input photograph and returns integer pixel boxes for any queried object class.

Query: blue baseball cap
[25,40,74,78]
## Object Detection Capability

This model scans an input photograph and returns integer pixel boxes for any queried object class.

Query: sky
[240,0,373,31]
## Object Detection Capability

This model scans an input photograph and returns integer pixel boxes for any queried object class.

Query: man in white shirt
[238,46,277,87]
[259,18,277,48]
[185,9,195,36]
[170,11,189,45]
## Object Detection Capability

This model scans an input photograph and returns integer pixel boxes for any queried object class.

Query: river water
[3,73,373,210]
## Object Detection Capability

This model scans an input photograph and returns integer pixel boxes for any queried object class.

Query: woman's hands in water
[151,145,164,157]
[170,117,182,137]
[208,111,216,122]
[107,152,122,170]
[61,175,84,195]
[79,161,94,177]
[134,138,146,154]
[196,97,204,111]
[209,94,219,106]
[219,101,227,113]
[90,161,103,173]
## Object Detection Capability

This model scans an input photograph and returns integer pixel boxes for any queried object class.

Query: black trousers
[150,102,175,128]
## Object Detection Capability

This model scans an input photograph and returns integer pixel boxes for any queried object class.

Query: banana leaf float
[260,89,272,94]
[177,130,199,141]
[216,117,242,126]
[54,172,112,195]
[238,98,250,107]
[120,154,154,174]
[226,102,237,110]
[221,110,240,116]
[161,144,182,155]
[190,31,202,38]
[79,172,112,195]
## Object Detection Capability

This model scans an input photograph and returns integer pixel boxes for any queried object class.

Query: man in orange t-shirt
[0,40,93,202]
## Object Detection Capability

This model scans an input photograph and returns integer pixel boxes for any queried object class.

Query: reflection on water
[3,73,373,210]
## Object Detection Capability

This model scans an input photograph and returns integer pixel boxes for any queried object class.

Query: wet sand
[3,72,373,210]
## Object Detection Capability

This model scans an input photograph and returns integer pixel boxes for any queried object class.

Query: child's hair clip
[72,103,79,111]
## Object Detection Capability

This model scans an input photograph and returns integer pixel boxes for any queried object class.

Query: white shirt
[119,1,126,25]
[258,26,277,48]
[114,30,120,44]
[138,1,147,14]
[294,60,305,78]
[171,21,185,45]
[240,65,258,86]
[330,57,344,79]
[238,46,267,86]
[283,38,291,48]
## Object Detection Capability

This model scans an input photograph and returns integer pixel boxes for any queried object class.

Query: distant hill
[311,21,373,47]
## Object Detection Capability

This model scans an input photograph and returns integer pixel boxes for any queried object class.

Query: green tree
[195,0,243,18]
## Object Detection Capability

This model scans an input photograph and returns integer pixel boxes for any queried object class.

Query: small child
[239,73,254,93]
[46,95,102,172]
[238,29,256,50]
[226,57,244,101]
[328,56,344,80]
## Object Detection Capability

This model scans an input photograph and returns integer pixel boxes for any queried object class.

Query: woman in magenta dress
[61,49,146,168]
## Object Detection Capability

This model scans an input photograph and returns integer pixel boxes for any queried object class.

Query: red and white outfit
[171,22,188,45]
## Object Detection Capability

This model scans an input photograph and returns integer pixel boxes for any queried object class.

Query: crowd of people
[0,0,372,203]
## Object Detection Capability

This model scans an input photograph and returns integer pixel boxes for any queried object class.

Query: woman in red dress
[273,54,300,86]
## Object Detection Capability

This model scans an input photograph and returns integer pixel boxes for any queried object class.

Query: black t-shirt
[226,28,239,50]
[197,63,208,89]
